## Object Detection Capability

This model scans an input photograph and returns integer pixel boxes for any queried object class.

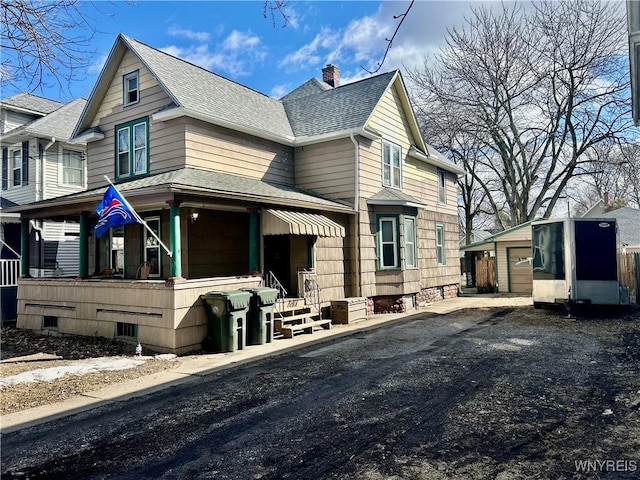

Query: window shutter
[22,141,29,185]
[1,147,7,190]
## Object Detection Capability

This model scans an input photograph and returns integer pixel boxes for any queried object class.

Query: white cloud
[270,83,291,99]
[161,29,266,77]
[167,26,211,42]
[279,28,339,70]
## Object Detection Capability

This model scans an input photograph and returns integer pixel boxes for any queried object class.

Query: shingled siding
[294,138,355,205]
[185,119,294,186]
[358,202,459,298]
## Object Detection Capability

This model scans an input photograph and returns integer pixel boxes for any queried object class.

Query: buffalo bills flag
[95,184,141,238]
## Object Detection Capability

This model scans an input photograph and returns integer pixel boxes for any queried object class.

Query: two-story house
[0,94,87,321]
[9,34,464,353]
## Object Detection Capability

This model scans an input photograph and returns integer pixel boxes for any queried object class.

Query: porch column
[168,200,182,278]
[20,218,30,277]
[79,212,89,278]
[248,208,260,273]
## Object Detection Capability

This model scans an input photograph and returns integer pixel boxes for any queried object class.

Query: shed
[461,221,533,294]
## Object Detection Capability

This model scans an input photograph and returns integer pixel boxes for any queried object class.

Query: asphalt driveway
[2,305,639,479]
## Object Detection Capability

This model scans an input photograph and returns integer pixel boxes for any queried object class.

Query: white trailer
[531,218,629,307]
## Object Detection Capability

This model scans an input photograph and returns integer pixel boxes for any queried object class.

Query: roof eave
[366,199,426,209]
[152,107,296,146]
[409,146,465,175]
[71,130,104,144]
[293,127,382,146]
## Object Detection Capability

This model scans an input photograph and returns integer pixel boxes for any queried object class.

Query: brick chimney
[322,64,340,87]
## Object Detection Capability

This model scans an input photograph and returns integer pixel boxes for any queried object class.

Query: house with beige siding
[8,34,465,353]
[1,94,87,321]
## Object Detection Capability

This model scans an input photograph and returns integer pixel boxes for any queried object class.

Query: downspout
[349,133,361,297]
[42,137,55,201]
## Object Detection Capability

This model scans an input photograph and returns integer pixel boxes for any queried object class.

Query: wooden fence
[619,252,640,304]
[476,257,496,293]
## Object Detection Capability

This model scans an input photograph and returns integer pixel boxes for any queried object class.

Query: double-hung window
[382,141,402,188]
[437,169,447,204]
[62,149,84,185]
[378,216,399,269]
[12,149,21,187]
[123,71,139,106]
[116,118,148,179]
[436,223,446,266]
[110,226,124,276]
[404,217,417,268]
[144,217,161,277]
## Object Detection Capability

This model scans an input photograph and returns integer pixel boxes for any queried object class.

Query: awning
[263,209,346,237]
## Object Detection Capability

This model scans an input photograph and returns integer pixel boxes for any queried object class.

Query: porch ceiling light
[190,211,199,223]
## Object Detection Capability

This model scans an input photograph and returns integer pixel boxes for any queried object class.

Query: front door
[263,235,291,294]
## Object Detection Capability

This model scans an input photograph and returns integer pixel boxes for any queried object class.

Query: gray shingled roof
[604,208,640,246]
[280,78,330,101]
[15,167,352,212]
[19,98,87,141]
[282,71,396,137]
[367,187,426,207]
[0,93,63,115]
[122,35,294,140]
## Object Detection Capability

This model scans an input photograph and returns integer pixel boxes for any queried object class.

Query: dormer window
[382,141,401,189]
[123,71,139,106]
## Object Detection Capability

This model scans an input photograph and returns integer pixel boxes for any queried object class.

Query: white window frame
[436,223,446,266]
[109,226,125,277]
[144,216,161,278]
[123,71,139,106]
[62,149,84,186]
[11,148,21,187]
[437,169,447,204]
[382,141,402,189]
[404,216,417,268]
[133,122,147,175]
[378,216,399,269]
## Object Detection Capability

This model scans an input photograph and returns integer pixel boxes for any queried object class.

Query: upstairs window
[12,149,21,186]
[62,149,84,186]
[382,141,402,189]
[437,169,447,204]
[123,71,139,106]
[116,118,148,179]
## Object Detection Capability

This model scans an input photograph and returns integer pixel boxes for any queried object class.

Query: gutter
[42,137,56,201]
[152,106,381,147]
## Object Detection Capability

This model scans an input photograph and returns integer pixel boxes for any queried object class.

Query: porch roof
[5,167,354,218]
[263,209,346,237]
[366,188,426,208]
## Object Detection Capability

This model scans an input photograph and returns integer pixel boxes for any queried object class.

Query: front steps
[274,298,331,338]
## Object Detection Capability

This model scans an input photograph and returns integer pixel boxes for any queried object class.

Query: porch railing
[1,259,20,287]
[298,269,322,320]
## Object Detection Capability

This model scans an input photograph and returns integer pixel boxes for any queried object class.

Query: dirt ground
[1,304,639,479]
[0,327,181,414]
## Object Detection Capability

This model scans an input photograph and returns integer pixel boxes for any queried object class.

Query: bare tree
[0,0,100,95]
[409,0,635,230]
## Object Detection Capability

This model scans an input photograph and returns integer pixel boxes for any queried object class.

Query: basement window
[116,322,137,339]
[43,316,58,329]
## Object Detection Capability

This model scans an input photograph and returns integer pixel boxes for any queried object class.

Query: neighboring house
[1,94,88,279]
[8,34,465,353]
[461,222,534,294]
[583,207,640,253]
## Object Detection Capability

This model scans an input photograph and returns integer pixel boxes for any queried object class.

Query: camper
[531,218,630,307]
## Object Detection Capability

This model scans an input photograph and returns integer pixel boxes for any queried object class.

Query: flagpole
[103,176,173,257]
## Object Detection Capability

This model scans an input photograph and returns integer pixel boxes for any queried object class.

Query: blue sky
[3,0,488,102]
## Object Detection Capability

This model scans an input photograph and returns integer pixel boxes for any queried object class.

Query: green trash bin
[242,287,279,345]
[201,290,251,353]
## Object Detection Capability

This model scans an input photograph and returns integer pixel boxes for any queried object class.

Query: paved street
[2,305,639,479]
